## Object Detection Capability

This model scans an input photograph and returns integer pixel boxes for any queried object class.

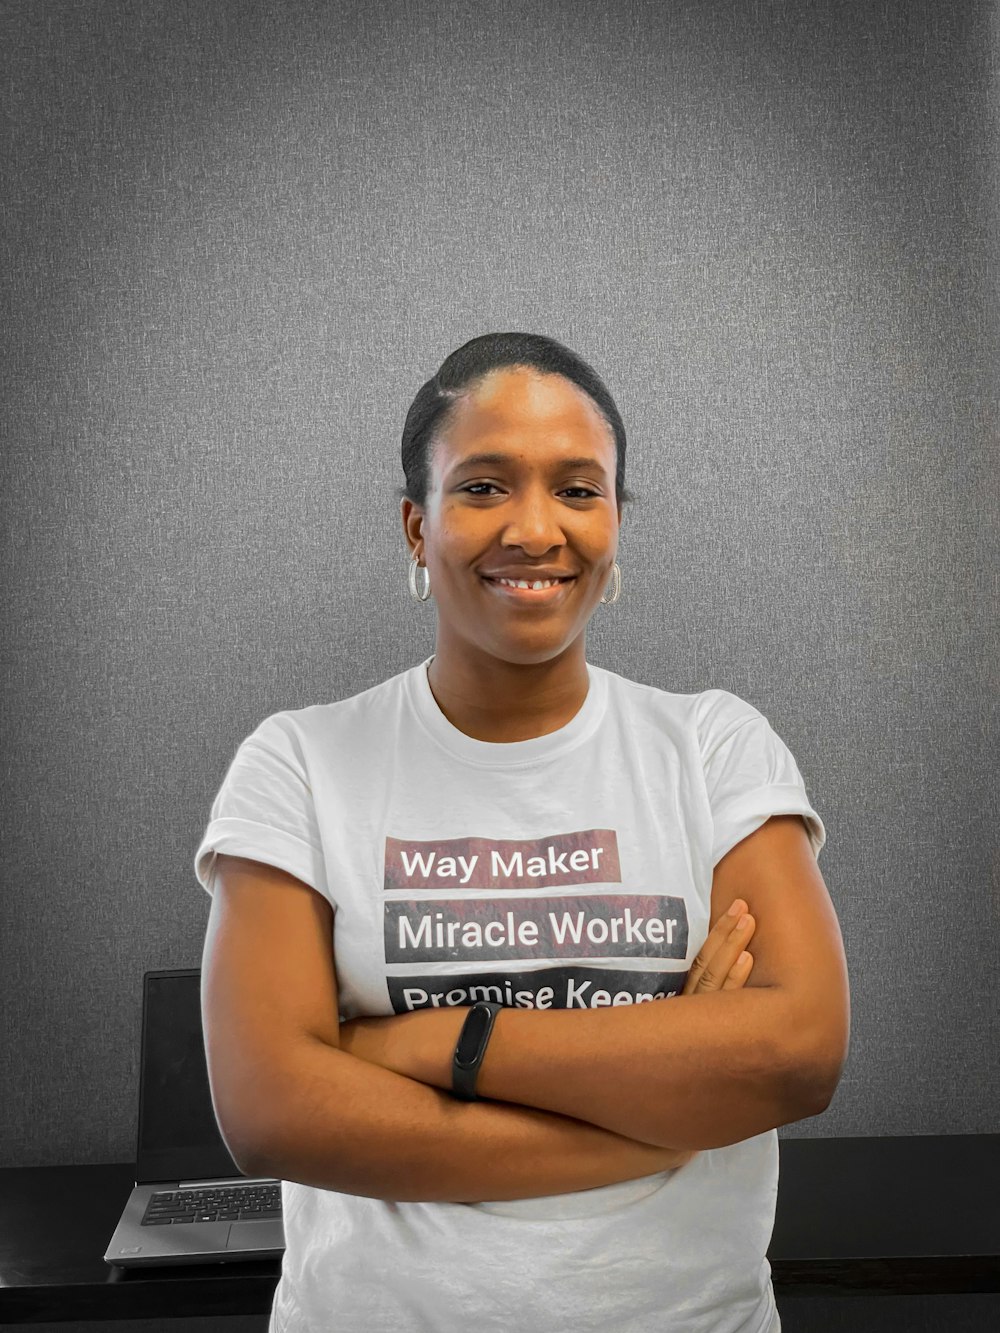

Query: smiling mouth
[481,576,576,603]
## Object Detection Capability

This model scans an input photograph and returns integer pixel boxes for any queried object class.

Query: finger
[721,950,753,989]
[682,900,747,994]
[683,905,753,992]
[688,912,756,994]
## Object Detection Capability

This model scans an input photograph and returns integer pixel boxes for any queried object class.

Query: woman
[196,332,849,1333]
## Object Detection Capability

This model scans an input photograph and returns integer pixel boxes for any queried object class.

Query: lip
[481,576,576,604]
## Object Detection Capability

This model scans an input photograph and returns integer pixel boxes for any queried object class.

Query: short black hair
[398,332,635,510]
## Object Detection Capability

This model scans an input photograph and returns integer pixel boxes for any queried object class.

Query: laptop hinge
[178,1176,279,1188]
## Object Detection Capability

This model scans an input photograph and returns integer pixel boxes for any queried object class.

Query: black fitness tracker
[451,1001,504,1101]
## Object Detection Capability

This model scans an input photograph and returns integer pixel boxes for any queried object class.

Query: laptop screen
[136,969,249,1184]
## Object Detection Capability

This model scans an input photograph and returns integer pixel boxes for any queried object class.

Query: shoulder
[595,665,762,742]
[691,687,767,751]
[242,663,416,755]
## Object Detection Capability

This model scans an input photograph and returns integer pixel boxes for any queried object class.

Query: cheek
[433,510,493,551]
[578,525,618,563]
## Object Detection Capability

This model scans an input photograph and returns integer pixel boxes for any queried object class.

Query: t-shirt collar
[407,654,607,768]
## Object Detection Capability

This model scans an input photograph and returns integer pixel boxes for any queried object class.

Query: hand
[682,899,757,996]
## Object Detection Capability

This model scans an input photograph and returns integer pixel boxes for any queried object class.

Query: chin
[479,636,583,667]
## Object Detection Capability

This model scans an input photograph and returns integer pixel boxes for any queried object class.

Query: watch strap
[451,1001,503,1101]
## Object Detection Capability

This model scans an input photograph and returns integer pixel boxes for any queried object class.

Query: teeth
[496,577,559,590]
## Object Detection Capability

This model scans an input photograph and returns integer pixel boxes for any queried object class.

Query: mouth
[481,576,577,604]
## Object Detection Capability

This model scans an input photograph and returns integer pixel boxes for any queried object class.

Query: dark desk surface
[1,1136,997,1323]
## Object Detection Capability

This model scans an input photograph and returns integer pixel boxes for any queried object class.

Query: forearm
[360,989,825,1151]
[248,1036,690,1203]
[477,989,824,1149]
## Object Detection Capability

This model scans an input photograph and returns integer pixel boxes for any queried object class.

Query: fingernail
[727,899,743,917]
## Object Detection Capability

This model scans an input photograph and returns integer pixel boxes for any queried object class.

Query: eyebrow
[449,452,609,476]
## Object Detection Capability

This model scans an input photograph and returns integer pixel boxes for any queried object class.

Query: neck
[425,637,591,743]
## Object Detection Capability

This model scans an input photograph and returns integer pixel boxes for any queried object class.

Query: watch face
[455,1005,491,1065]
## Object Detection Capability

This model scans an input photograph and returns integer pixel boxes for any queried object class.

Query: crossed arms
[340,815,848,1146]
[243,815,850,1199]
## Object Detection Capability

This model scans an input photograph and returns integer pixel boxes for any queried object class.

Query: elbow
[786,987,851,1116]
[792,1028,851,1116]
[229,1119,291,1182]
[238,1147,278,1181]
[789,1069,839,1120]
[773,1059,840,1132]
[806,1055,848,1114]
[216,1120,272,1180]
[218,1098,291,1183]
[208,1073,295,1182]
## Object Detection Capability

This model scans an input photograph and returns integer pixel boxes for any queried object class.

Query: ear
[400,497,425,556]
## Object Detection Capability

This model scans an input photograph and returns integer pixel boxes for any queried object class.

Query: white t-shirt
[194,655,826,1333]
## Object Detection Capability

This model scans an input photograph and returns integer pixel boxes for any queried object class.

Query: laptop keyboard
[141,1182,282,1225]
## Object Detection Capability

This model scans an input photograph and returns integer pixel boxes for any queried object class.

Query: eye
[461,482,602,498]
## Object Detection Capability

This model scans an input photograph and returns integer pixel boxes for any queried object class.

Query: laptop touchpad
[227,1219,285,1250]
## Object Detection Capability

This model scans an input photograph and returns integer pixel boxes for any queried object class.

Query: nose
[499,486,568,555]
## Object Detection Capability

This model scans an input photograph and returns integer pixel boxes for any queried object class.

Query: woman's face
[403,366,622,666]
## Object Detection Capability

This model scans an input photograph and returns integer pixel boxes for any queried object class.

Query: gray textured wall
[3,0,997,1182]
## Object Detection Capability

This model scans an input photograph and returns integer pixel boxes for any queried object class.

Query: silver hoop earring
[599,562,621,605]
[408,551,432,602]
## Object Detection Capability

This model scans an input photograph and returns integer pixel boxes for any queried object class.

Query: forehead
[435,367,615,467]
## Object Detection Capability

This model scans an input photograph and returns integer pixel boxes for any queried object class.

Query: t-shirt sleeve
[696,689,827,869]
[192,712,327,900]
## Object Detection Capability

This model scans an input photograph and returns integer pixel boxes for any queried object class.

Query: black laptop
[104,967,285,1267]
